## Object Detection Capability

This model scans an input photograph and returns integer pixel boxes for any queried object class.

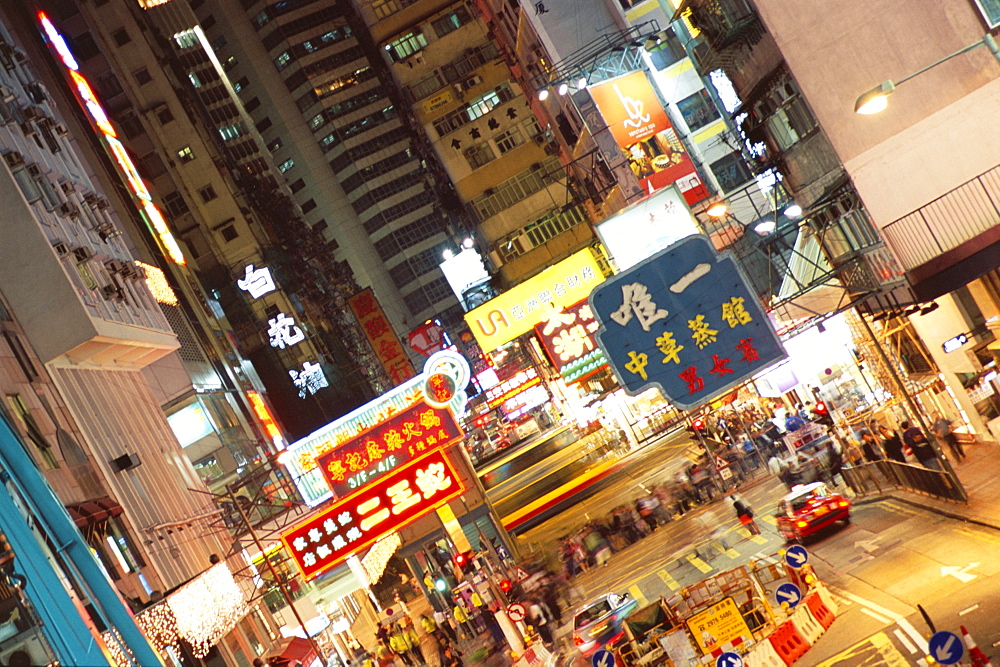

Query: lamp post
[855,34,1000,114]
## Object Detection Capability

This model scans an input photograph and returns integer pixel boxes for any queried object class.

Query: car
[572,592,639,656]
[775,482,851,542]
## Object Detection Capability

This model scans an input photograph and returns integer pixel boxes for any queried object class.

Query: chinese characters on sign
[268,312,305,349]
[534,300,609,383]
[484,368,541,409]
[684,597,754,655]
[237,264,276,299]
[289,361,329,398]
[590,235,786,410]
[464,249,604,353]
[348,288,416,386]
[316,402,462,497]
[282,448,466,580]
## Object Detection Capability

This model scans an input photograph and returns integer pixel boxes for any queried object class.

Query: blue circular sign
[784,545,809,569]
[716,652,743,667]
[592,649,616,667]
[928,631,963,665]
[775,582,802,608]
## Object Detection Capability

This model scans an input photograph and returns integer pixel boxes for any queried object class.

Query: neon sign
[282,448,466,580]
[237,264,276,299]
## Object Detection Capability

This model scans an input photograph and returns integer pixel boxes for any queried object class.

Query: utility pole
[226,484,324,662]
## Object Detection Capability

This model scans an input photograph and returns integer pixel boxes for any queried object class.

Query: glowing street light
[706,202,728,218]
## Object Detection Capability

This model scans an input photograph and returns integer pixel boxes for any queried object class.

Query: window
[255,117,273,133]
[7,395,57,470]
[188,72,202,88]
[473,157,564,220]
[177,146,195,163]
[314,219,329,233]
[198,185,217,202]
[156,106,175,125]
[269,138,284,152]
[278,159,295,173]
[203,14,217,29]
[385,31,427,62]
[465,143,495,169]
[220,224,239,242]
[301,199,317,213]
[218,122,247,142]
[494,126,524,154]
[403,289,431,315]
[2,332,36,382]
[245,97,261,112]
[234,77,249,93]
[973,0,1000,26]
[754,74,818,151]
[164,191,190,217]
[172,29,198,50]
[677,90,719,132]
[275,52,292,70]
[290,178,306,193]
[309,113,326,129]
[211,35,227,51]
[710,153,753,192]
[252,10,270,28]
[432,7,471,38]
[134,68,152,85]
[648,28,687,70]
[112,29,131,47]
[71,32,100,61]
[432,84,515,136]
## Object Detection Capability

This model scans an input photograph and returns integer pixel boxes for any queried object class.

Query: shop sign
[289,360,329,398]
[268,312,305,349]
[684,597,753,655]
[282,448,466,580]
[348,288,416,385]
[534,299,608,383]
[596,186,699,271]
[316,401,462,497]
[590,235,786,410]
[942,333,968,353]
[465,249,604,352]
[485,368,541,409]
[422,88,455,114]
[409,320,449,357]
[587,71,708,204]
[237,264,276,299]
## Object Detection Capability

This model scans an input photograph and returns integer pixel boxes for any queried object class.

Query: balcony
[879,163,1000,301]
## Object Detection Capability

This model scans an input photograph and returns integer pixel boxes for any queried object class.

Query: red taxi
[775,482,851,542]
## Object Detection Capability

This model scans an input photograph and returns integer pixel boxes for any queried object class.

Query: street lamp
[855,34,1000,114]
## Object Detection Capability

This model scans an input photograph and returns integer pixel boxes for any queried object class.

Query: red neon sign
[282,448,466,580]
[247,391,282,441]
[316,402,462,498]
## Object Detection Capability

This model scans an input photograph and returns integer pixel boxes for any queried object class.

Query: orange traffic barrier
[768,620,810,666]
[804,592,835,629]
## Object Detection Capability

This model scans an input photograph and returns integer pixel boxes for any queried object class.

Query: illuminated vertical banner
[37,12,186,266]
[348,288,416,385]
[588,71,710,205]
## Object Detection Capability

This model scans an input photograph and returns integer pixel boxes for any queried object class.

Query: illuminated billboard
[595,185,700,271]
[464,248,604,353]
[316,402,462,498]
[282,448,466,580]
[348,288,416,385]
[588,71,709,205]
[534,300,608,383]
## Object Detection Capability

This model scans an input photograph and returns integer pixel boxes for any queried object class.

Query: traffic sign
[590,235,786,409]
[784,545,809,569]
[928,631,963,665]
[514,567,530,581]
[592,649,616,667]
[716,653,743,667]
[496,544,510,559]
[775,583,802,608]
[506,603,526,623]
[714,455,729,469]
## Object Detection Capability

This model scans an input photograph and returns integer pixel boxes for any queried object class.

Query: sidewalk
[854,438,1000,528]
[402,593,509,667]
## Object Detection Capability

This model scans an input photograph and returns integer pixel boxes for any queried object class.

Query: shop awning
[268,637,317,667]
[66,496,124,529]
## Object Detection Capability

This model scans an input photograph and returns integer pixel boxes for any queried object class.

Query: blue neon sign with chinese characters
[589,235,786,409]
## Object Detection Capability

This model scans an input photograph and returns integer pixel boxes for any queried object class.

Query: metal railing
[841,459,966,502]
[879,163,1000,271]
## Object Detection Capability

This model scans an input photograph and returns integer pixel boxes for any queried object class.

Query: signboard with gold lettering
[684,597,753,655]
[348,288,416,385]
[464,249,604,353]
[534,299,609,383]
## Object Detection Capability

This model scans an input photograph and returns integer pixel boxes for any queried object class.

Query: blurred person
[933,413,965,462]
[730,494,760,535]
[901,421,941,470]
[878,426,906,463]
[434,608,458,644]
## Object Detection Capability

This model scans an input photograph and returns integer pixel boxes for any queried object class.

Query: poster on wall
[588,71,710,205]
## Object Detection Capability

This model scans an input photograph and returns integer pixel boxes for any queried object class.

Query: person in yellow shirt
[452,601,474,639]
[388,625,413,666]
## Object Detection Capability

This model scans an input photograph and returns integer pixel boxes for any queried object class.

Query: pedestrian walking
[452,601,474,640]
[402,622,424,665]
[901,421,941,470]
[730,494,760,535]
[859,429,883,462]
[528,598,554,647]
[434,609,458,644]
[878,426,906,463]
[933,413,966,462]
[388,624,413,666]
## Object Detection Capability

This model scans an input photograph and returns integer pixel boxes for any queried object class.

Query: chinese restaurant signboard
[590,235,786,410]
[282,448,466,580]
[484,367,542,409]
[465,249,604,353]
[348,288,416,385]
[316,402,462,498]
[534,300,609,383]
[587,71,709,205]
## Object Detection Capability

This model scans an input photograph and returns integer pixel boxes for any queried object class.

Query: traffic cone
[961,625,993,667]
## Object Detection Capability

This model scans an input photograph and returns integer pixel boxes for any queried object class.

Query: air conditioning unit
[58,202,81,218]
[0,86,13,102]
[54,123,68,137]
[96,198,110,210]
[120,263,138,279]
[3,151,23,168]
[83,193,100,207]
[73,246,94,263]
[19,122,36,137]
[101,284,124,301]
[463,75,483,90]
[105,260,125,274]
[26,164,42,177]
[22,106,42,121]
[110,453,142,472]
[412,53,424,65]
[53,241,70,256]
[533,134,545,145]
[60,181,76,195]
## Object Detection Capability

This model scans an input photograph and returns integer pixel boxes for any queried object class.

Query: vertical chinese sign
[316,402,462,498]
[589,235,786,410]
[348,288,416,385]
[587,71,710,205]
[282,448,466,580]
[534,300,609,383]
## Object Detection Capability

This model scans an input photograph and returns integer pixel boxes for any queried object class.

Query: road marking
[955,526,1000,547]
[894,629,917,654]
[815,631,911,667]
[761,515,777,525]
[710,541,741,559]
[831,587,926,650]
[859,607,891,624]
[685,552,713,573]
[959,604,979,616]
[627,585,648,608]
[736,528,767,544]
[656,569,680,591]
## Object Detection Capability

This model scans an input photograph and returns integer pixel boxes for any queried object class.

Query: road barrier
[804,589,835,629]
[790,605,824,645]
[766,621,809,666]
[842,458,966,502]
